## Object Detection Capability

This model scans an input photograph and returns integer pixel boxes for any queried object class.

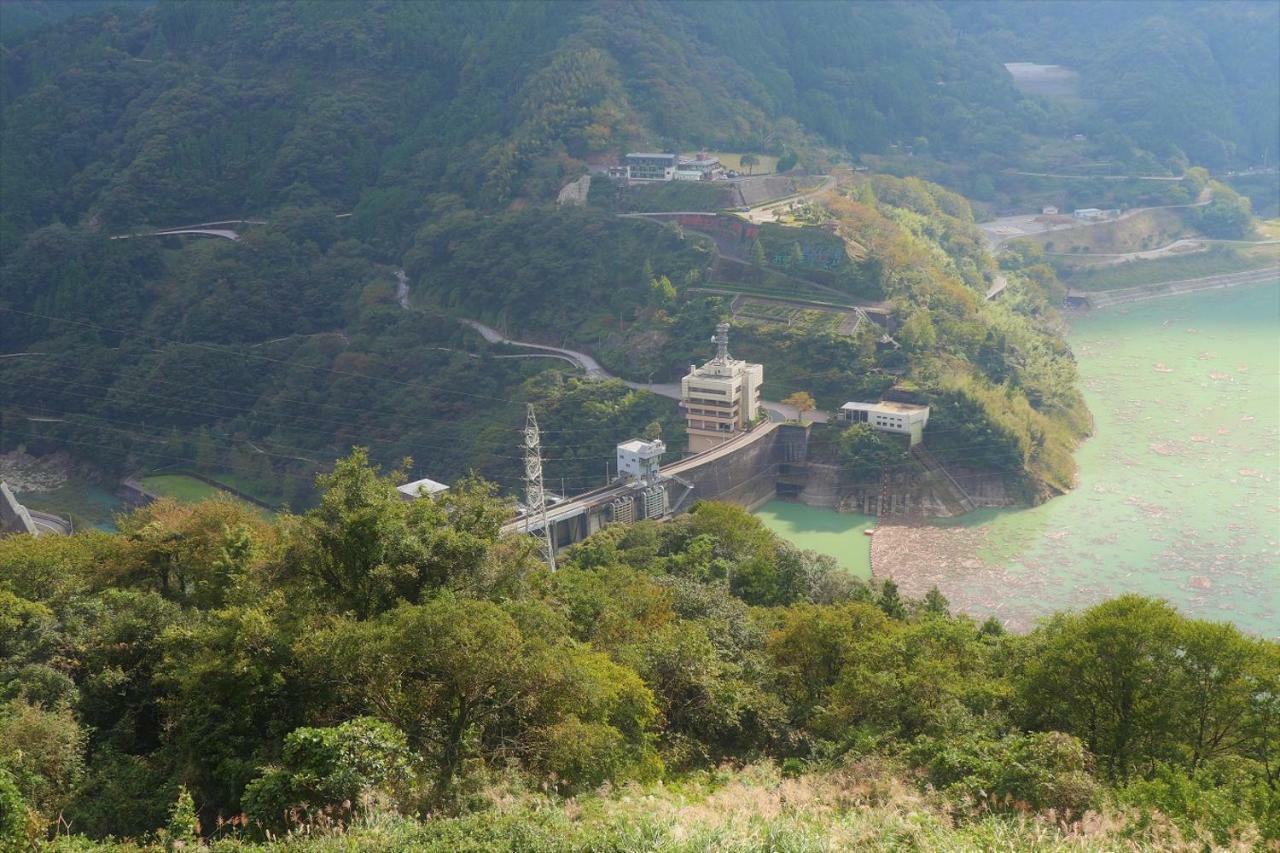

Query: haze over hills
[0,3,1278,849]
[2,0,1276,240]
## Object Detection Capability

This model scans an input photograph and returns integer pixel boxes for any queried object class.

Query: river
[758,281,1280,635]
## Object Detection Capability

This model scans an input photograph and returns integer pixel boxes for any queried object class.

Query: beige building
[837,401,930,446]
[681,323,764,453]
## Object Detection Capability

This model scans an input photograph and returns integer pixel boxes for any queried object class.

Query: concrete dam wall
[672,424,804,512]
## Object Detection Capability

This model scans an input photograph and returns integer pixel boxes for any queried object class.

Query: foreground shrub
[242,717,411,834]
[912,729,1099,819]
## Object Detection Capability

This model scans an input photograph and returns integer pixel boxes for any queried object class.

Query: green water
[17,481,125,531]
[755,501,875,578]
[761,282,1280,634]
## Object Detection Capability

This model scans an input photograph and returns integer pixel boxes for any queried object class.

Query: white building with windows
[677,154,724,180]
[625,152,677,181]
[837,401,930,446]
[616,439,665,484]
[681,324,763,453]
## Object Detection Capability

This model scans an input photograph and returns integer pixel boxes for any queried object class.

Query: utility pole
[523,404,556,571]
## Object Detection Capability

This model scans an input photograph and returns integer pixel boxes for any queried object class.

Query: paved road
[460,320,610,378]
[458,318,828,424]
[978,194,1212,250]
[1011,171,1185,181]
[742,175,836,223]
[112,228,241,241]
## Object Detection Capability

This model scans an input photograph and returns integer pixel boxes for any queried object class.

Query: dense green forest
[1,461,1277,848]
[3,0,1274,244]
[1,171,1086,504]
[947,1,1279,169]
[3,0,1271,504]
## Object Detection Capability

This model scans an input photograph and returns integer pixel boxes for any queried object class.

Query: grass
[1062,247,1277,291]
[698,282,854,308]
[706,151,780,175]
[139,474,226,502]
[49,760,1224,852]
[1254,218,1280,240]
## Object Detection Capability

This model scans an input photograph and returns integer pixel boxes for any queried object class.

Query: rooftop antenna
[523,404,556,571]
[713,322,731,363]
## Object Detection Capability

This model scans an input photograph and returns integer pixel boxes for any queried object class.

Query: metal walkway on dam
[502,420,788,550]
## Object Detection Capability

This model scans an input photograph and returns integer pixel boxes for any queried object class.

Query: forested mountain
[4,0,1273,244]
[947,0,1280,168]
[0,0,1018,241]
[2,0,1271,504]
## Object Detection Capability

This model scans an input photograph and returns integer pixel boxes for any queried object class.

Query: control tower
[680,323,763,453]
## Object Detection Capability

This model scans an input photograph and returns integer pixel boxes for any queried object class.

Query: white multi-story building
[681,323,764,453]
[837,401,930,446]
[616,438,665,484]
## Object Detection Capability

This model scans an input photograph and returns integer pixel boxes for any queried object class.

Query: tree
[1197,182,1253,238]
[242,717,411,833]
[298,596,657,800]
[922,586,950,617]
[877,579,907,620]
[767,602,890,723]
[836,423,909,483]
[788,241,805,268]
[1019,596,1182,780]
[899,308,938,352]
[0,770,25,850]
[649,274,676,307]
[165,786,199,849]
[780,391,816,422]
[296,450,512,617]
[0,698,86,827]
[740,154,759,175]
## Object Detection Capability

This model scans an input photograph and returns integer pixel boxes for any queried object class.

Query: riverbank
[1074,265,1279,308]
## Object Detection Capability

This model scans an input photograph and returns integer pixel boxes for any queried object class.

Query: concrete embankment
[1081,266,1278,309]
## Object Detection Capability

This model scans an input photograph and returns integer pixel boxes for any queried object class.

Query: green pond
[760,282,1280,634]
[754,501,875,577]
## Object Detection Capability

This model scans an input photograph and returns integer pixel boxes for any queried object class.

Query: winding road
[457,319,828,423]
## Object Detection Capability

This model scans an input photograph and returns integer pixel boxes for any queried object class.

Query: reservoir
[759,282,1280,634]
[754,500,874,578]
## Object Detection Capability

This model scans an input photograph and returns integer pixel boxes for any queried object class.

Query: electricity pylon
[523,404,556,571]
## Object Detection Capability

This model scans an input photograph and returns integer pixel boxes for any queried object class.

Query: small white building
[625,152,677,181]
[396,477,449,501]
[616,439,665,484]
[1072,208,1104,220]
[1041,205,1059,216]
[677,154,724,180]
[674,170,704,182]
[838,401,930,446]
